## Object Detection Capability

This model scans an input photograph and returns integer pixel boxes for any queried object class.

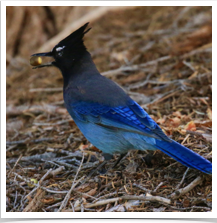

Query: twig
[6,104,66,117]
[146,90,181,106]
[46,166,65,179]
[182,60,196,72]
[170,176,202,199]
[8,154,22,177]
[70,201,75,212]
[8,152,57,164]
[46,149,85,159]
[175,168,189,190]
[24,168,53,200]
[172,6,193,29]
[181,44,212,60]
[58,153,85,212]
[40,187,68,194]
[102,65,148,77]
[74,197,119,211]
[58,176,85,212]
[105,204,125,212]
[6,145,17,152]
[54,161,77,170]
[80,202,84,212]
[133,183,152,194]
[102,55,171,77]
[72,153,84,184]
[45,201,62,210]
[81,161,100,170]
[13,172,32,184]
[23,188,45,212]
[126,73,153,90]
[93,192,125,203]
[13,191,18,208]
[6,138,53,145]
[181,134,190,145]
[33,120,71,126]
[153,182,164,193]
[73,190,98,201]
[128,79,180,90]
[121,195,171,205]
[72,194,171,211]
[186,130,206,136]
[29,87,62,92]
[39,168,53,183]
[165,161,178,169]
[170,205,211,211]
[18,169,52,212]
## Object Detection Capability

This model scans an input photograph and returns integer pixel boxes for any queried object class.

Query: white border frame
[1,1,217,218]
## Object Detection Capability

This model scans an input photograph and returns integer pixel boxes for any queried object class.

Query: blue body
[64,86,212,174]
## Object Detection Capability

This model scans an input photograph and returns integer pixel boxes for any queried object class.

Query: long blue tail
[155,139,212,174]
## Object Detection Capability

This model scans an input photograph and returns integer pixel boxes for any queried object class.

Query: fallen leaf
[207,108,212,120]
[172,24,212,55]
[153,207,166,212]
[124,198,141,211]
[172,111,182,118]
[178,129,187,135]
[106,204,125,212]
[169,117,181,127]
[200,98,208,105]
[82,188,97,199]
[125,160,138,173]
[78,144,89,151]
[41,197,56,204]
[157,117,166,124]
[185,121,196,131]
[6,119,23,133]
[194,120,212,128]
[90,146,101,152]
[202,133,212,142]
[183,199,191,207]
[68,120,75,127]
[74,199,80,208]
[76,182,96,193]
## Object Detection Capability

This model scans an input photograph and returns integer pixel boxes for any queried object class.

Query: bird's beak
[30,52,54,69]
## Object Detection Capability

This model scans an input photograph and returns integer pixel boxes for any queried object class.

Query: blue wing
[70,100,171,142]
[69,100,212,174]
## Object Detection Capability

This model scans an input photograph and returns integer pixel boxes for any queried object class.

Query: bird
[31,23,212,174]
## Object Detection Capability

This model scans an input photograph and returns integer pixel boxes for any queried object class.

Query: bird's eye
[57,51,63,57]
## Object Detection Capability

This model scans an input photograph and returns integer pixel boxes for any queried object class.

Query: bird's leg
[98,153,114,174]
[86,153,113,178]
[101,153,127,174]
[98,153,127,174]
[103,153,114,161]
[86,160,107,179]
[112,153,127,168]
[87,153,127,178]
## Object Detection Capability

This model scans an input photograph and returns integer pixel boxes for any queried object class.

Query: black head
[30,23,91,71]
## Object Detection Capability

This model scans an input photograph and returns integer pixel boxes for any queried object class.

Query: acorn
[30,56,42,66]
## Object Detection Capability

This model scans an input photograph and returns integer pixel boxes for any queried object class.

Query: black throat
[60,51,100,88]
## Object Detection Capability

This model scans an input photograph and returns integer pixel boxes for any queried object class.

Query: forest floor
[6,6,212,212]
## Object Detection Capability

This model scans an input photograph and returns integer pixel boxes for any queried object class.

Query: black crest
[54,23,91,50]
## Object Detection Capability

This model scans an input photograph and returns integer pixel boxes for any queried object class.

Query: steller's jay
[31,23,212,174]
